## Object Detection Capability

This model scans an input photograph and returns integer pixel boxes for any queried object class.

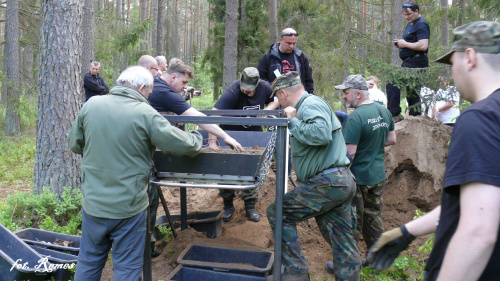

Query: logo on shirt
[242,105,261,128]
[281,60,296,73]
[368,115,389,130]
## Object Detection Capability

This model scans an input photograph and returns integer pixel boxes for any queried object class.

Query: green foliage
[0,94,38,133]
[0,187,82,235]
[361,255,422,281]
[157,225,173,243]
[0,135,36,187]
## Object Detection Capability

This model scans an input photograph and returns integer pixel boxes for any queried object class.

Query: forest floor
[100,116,451,280]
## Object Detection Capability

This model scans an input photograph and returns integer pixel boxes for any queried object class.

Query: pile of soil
[101,116,452,281]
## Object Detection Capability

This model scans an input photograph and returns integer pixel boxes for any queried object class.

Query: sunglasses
[402,3,414,8]
[281,32,299,38]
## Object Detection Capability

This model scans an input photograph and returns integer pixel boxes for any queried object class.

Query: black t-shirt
[214,79,273,131]
[425,89,500,280]
[279,50,296,74]
[399,17,430,61]
[148,77,191,115]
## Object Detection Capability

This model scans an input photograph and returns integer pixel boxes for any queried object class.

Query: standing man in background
[83,61,109,101]
[209,67,278,223]
[155,55,168,76]
[330,75,395,275]
[257,28,314,94]
[387,0,430,122]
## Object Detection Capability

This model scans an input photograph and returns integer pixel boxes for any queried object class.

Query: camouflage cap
[334,74,368,90]
[240,67,260,91]
[271,71,301,97]
[436,21,500,65]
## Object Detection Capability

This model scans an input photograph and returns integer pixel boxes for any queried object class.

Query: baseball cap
[240,67,260,91]
[436,21,500,65]
[271,71,301,97]
[334,74,368,90]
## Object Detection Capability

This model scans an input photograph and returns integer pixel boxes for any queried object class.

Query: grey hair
[360,89,370,97]
[90,61,101,67]
[155,55,167,64]
[116,66,154,92]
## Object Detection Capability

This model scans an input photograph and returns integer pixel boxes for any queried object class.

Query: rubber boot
[325,261,334,274]
[222,199,235,222]
[245,199,261,222]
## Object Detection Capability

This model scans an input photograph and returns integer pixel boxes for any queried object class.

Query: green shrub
[0,187,82,235]
[0,135,36,187]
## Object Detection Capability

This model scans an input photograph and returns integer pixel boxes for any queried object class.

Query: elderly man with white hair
[69,66,202,281]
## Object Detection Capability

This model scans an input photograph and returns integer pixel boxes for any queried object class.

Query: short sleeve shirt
[399,17,430,60]
[342,102,394,185]
[214,79,273,131]
[148,77,191,115]
[425,89,500,280]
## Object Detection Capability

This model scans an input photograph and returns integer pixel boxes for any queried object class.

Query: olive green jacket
[68,86,202,219]
[288,93,350,182]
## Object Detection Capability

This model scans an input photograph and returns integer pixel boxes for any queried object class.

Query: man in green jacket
[266,72,360,281]
[69,66,202,281]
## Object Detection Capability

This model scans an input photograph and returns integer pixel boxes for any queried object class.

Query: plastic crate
[177,242,273,277]
[166,265,268,281]
[29,245,77,281]
[14,228,80,255]
[0,224,51,281]
[156,211,223,239]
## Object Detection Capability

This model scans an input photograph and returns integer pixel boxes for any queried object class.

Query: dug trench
[100,116,452,281]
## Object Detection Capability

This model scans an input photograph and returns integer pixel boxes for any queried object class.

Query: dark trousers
[75,209,147,281]
[386,55,429,116]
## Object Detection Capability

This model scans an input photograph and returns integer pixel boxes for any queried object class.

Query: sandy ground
[97,116,453,280]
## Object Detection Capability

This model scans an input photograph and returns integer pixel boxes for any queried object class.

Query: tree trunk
[390,0,404,65]
[184,0,189,61]
[440,0,449,47]
[268,0,278,44]
[360,0,367,74]
[222,0,238,91]
[151,0,158,53]
[116,0,122,20]
[81,0,94,100]
[140,0,148,50]
[3,0,21,135]
[240,0,248,67]
[34,0,83,194]
[157,0,166,55]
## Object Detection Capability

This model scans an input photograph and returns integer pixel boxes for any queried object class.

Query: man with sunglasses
[257,28,314,94]
[365,21,500,281]
[387,0,430,122]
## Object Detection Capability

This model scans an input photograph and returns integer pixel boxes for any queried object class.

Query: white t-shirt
[435,87,460,124]
[368,88,387,106]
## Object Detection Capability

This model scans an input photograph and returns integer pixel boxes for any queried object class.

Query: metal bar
[151,181,259,189]
[155,172,255,181]
[273,126,287,280]
[143,187,152,281]
[155,184,177,238]
[161,115,288,126]
[180,186,187,230]
[198,109,280,116]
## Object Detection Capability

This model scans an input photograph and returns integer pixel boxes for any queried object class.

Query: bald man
[257,27,314,94]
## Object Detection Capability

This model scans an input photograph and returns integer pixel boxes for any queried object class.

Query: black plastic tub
[156,211,223,239]
[0,224,51,281]
[30,245,77,281]
[166,265,268,281]
[14,228,81,255]
[177,242,274,277]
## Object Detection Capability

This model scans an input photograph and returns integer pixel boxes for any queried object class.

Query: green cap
[240,67,260,91]
[436,21,500,65]
[271,71,301,97]
[334,74,368,90]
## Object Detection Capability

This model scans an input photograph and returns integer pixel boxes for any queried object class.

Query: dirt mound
[100,116,452,281]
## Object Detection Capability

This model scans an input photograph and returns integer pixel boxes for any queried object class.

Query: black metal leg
[180,185,187,230]
[273,126,287,280]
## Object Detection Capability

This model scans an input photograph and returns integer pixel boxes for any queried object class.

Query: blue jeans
[75,209,147,281]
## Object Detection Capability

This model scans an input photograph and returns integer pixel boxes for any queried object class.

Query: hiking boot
[392,114,404,123]
[245,199,261,222]
[222,199,235,222]
[325,261,334,274]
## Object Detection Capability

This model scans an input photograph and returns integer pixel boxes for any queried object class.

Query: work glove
[365,225,416,271]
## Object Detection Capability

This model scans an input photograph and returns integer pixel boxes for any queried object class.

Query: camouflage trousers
[352,181,385,250]
[266,168,361,281]
[219,185,259,201]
